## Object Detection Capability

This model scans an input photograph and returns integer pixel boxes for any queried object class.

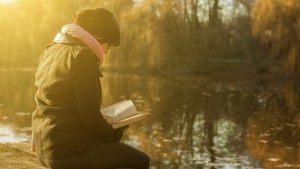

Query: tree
[251,0,300,74]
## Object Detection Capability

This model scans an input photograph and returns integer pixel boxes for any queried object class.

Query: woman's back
[33,36,102,160]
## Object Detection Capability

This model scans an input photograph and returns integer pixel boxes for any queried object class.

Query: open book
[101,100,150,129]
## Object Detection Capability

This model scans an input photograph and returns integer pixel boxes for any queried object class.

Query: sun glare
[0,0,15,5]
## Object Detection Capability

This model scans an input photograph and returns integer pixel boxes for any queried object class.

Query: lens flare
[0,0,15,5]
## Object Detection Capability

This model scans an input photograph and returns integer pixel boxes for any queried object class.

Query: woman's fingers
[103,115,114,123]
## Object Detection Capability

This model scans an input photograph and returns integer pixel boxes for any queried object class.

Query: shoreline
[0,142,46,169]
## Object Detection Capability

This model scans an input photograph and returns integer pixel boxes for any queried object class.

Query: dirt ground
[0,142,46,169]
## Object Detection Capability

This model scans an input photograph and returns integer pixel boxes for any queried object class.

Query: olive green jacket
[32,33,120,160]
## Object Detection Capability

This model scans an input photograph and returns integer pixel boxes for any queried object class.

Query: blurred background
[0,0,299,168]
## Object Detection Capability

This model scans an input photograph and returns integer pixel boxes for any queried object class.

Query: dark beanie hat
[74,8,120,46]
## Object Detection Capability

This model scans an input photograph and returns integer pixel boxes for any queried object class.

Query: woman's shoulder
[44,42,91,59]
[51,33,93,55]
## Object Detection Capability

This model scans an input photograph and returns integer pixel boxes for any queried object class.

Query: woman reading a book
[32,8,150,169]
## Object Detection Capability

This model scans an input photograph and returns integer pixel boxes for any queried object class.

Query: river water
[0,70,299,169]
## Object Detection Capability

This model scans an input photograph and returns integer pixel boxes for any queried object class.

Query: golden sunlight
[0,0,15,5]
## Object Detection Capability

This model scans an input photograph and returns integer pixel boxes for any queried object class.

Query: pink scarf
[61,24,104,65]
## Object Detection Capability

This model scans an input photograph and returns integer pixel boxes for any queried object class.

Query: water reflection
[0,70,299,169]
[0,125,28,142]
[0,70,35,138]
[246,90,300,169]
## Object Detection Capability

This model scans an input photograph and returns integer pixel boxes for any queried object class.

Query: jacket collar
[53,33,104,77]
[53,33,83,45]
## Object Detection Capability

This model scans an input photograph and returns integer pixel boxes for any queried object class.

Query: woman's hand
[120,125,129,131]
[103,115,114,124]
[112,125,129,142]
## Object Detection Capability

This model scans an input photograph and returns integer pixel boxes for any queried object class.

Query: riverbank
[1,65,299,81]
[0,142,46,169]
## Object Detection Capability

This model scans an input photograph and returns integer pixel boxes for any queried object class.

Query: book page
[111,113,149,129]
[113,100,137,121]
[101,100,138,122]
[101,100,128,116]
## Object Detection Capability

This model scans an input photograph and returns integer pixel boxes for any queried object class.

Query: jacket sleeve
[70,50,116,142]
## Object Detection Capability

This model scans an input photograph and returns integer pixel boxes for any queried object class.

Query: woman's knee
[136,151,150,168]
[115,143,151,168]
[144,154,150,168]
